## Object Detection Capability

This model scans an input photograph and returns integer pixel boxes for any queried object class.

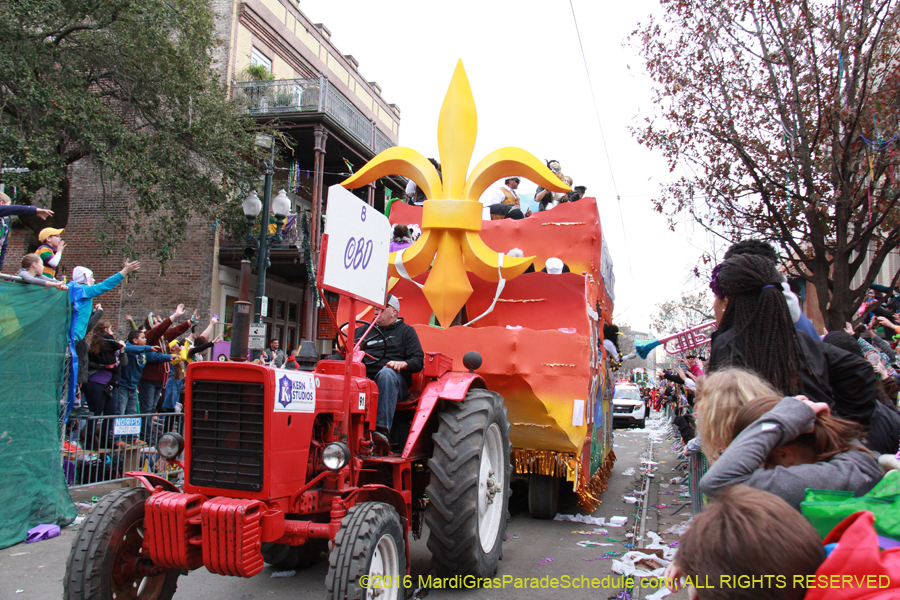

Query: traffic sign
[248,323,267,350]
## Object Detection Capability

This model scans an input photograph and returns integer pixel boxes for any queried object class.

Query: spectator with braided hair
[708,254,887,450]
[722,239,819,338]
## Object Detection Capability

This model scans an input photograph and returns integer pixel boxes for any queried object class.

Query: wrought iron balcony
[232,77,396,155]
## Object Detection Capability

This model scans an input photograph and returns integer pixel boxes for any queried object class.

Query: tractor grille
[190,380,265,491]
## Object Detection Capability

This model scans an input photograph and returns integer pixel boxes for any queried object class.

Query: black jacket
[710,328,877,426]
[355,318,424,385]
[87,336,122,386]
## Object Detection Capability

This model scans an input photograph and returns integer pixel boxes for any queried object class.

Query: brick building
[5,0,403,355]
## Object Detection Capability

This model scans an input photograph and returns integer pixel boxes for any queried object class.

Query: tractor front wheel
[64,487,178,600]
[425,388,511,577]
[325,502,405,600]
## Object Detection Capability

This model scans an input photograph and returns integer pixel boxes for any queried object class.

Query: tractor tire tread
[325,502,404,600]
[424,388,511,578]
[64,487,178,600]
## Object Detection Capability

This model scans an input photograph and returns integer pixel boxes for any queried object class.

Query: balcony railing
[233,77,396,156]
[218,212,306,249]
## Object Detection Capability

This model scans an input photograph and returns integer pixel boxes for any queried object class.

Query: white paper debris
[611,551,671,578]
[553,513,606,525]
[621,468,636,476]
[623,496,639,504]
[576,541,614,548]
[271,570,296,578]
[609,516,628,526]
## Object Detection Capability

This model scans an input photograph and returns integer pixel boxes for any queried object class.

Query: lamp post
[233,187,290,359]
[230,190,264,361]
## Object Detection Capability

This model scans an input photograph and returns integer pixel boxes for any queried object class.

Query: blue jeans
[138,380,164,438]
[138,380,164,414]
[373,367,407,431]
[163,378,184,410]
[117,387,138,415]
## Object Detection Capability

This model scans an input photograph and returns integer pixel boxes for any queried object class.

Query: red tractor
[64,298,511,600]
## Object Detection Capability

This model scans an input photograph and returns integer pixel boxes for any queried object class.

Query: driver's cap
[386,294,400,311]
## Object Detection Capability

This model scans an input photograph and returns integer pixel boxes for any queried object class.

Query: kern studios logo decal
[275,372,316,412]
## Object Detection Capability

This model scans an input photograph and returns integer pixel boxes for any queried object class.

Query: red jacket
[140,317,193,386]
[805,511,900,600]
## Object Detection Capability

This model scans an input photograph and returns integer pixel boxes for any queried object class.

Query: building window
[251,47,272,72]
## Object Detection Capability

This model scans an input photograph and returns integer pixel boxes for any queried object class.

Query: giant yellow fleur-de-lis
[342,60,570,326]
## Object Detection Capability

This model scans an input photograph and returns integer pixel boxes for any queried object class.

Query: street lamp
[230,190,265,361]
[253,186,290,323]
[232,134,289,361]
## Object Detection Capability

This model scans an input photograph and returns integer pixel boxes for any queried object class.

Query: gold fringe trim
[541,363,576,367]
[512,448,574,478]
[575,449,617,512]
[542,222,587,226]
[496,298,546,303]
[511,422,551,428]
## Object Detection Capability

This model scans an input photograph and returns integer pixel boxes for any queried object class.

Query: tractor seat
[396,371,425,410]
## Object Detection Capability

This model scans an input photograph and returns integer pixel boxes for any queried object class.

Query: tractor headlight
[322,442,350,471]
[157,432,185,460]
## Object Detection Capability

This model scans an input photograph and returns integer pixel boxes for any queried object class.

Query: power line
[567,0,634,284]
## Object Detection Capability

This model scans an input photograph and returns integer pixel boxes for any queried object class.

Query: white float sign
[319,184,392,307]
[274,370,316,412]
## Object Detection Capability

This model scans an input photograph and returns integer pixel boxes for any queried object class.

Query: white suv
[612,384,646,428]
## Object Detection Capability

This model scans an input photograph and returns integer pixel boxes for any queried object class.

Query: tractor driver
[355,294,424,446]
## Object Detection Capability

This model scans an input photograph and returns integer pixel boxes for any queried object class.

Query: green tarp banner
[0,281,76,549]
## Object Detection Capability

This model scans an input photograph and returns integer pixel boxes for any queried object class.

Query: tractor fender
[125,471,181,494]
[401,372,486,459]
[344,485,410,525]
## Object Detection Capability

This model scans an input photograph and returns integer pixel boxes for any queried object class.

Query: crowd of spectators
[1,196,236,449]
[635,239,900,598]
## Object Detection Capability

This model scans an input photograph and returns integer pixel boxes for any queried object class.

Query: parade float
[341,60,617,518]
[63,61,618,600]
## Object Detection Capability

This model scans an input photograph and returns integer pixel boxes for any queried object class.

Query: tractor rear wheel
[325,502,405,600]
[64,487,178,600]
[425,388,511,577]
[528,474,560,520]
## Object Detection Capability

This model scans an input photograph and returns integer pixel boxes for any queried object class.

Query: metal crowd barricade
[62,413,184,489]
[685,446,708,514]
[670,438,709,515]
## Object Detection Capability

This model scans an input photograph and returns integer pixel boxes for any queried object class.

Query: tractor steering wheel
[336,320,387,366]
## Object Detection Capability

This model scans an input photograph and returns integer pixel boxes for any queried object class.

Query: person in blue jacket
[65,259,141,418]
[119,330,174,420]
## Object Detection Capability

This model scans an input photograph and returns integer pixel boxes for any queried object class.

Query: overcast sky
[302,0,721,332]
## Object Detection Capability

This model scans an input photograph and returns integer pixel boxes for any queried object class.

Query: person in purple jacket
[0,191,54,271]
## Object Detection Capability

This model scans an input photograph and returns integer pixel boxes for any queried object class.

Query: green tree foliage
[633,0,900,329]
[0,0,264,260]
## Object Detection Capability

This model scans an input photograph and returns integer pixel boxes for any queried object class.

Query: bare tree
[633,0,900,329]
[651,292,715,336]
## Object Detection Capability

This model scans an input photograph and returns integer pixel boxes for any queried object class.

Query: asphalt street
[1,412,693,600]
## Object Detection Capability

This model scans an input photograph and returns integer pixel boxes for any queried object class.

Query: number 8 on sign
[344,237,373,270]
[361,206,367,221]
